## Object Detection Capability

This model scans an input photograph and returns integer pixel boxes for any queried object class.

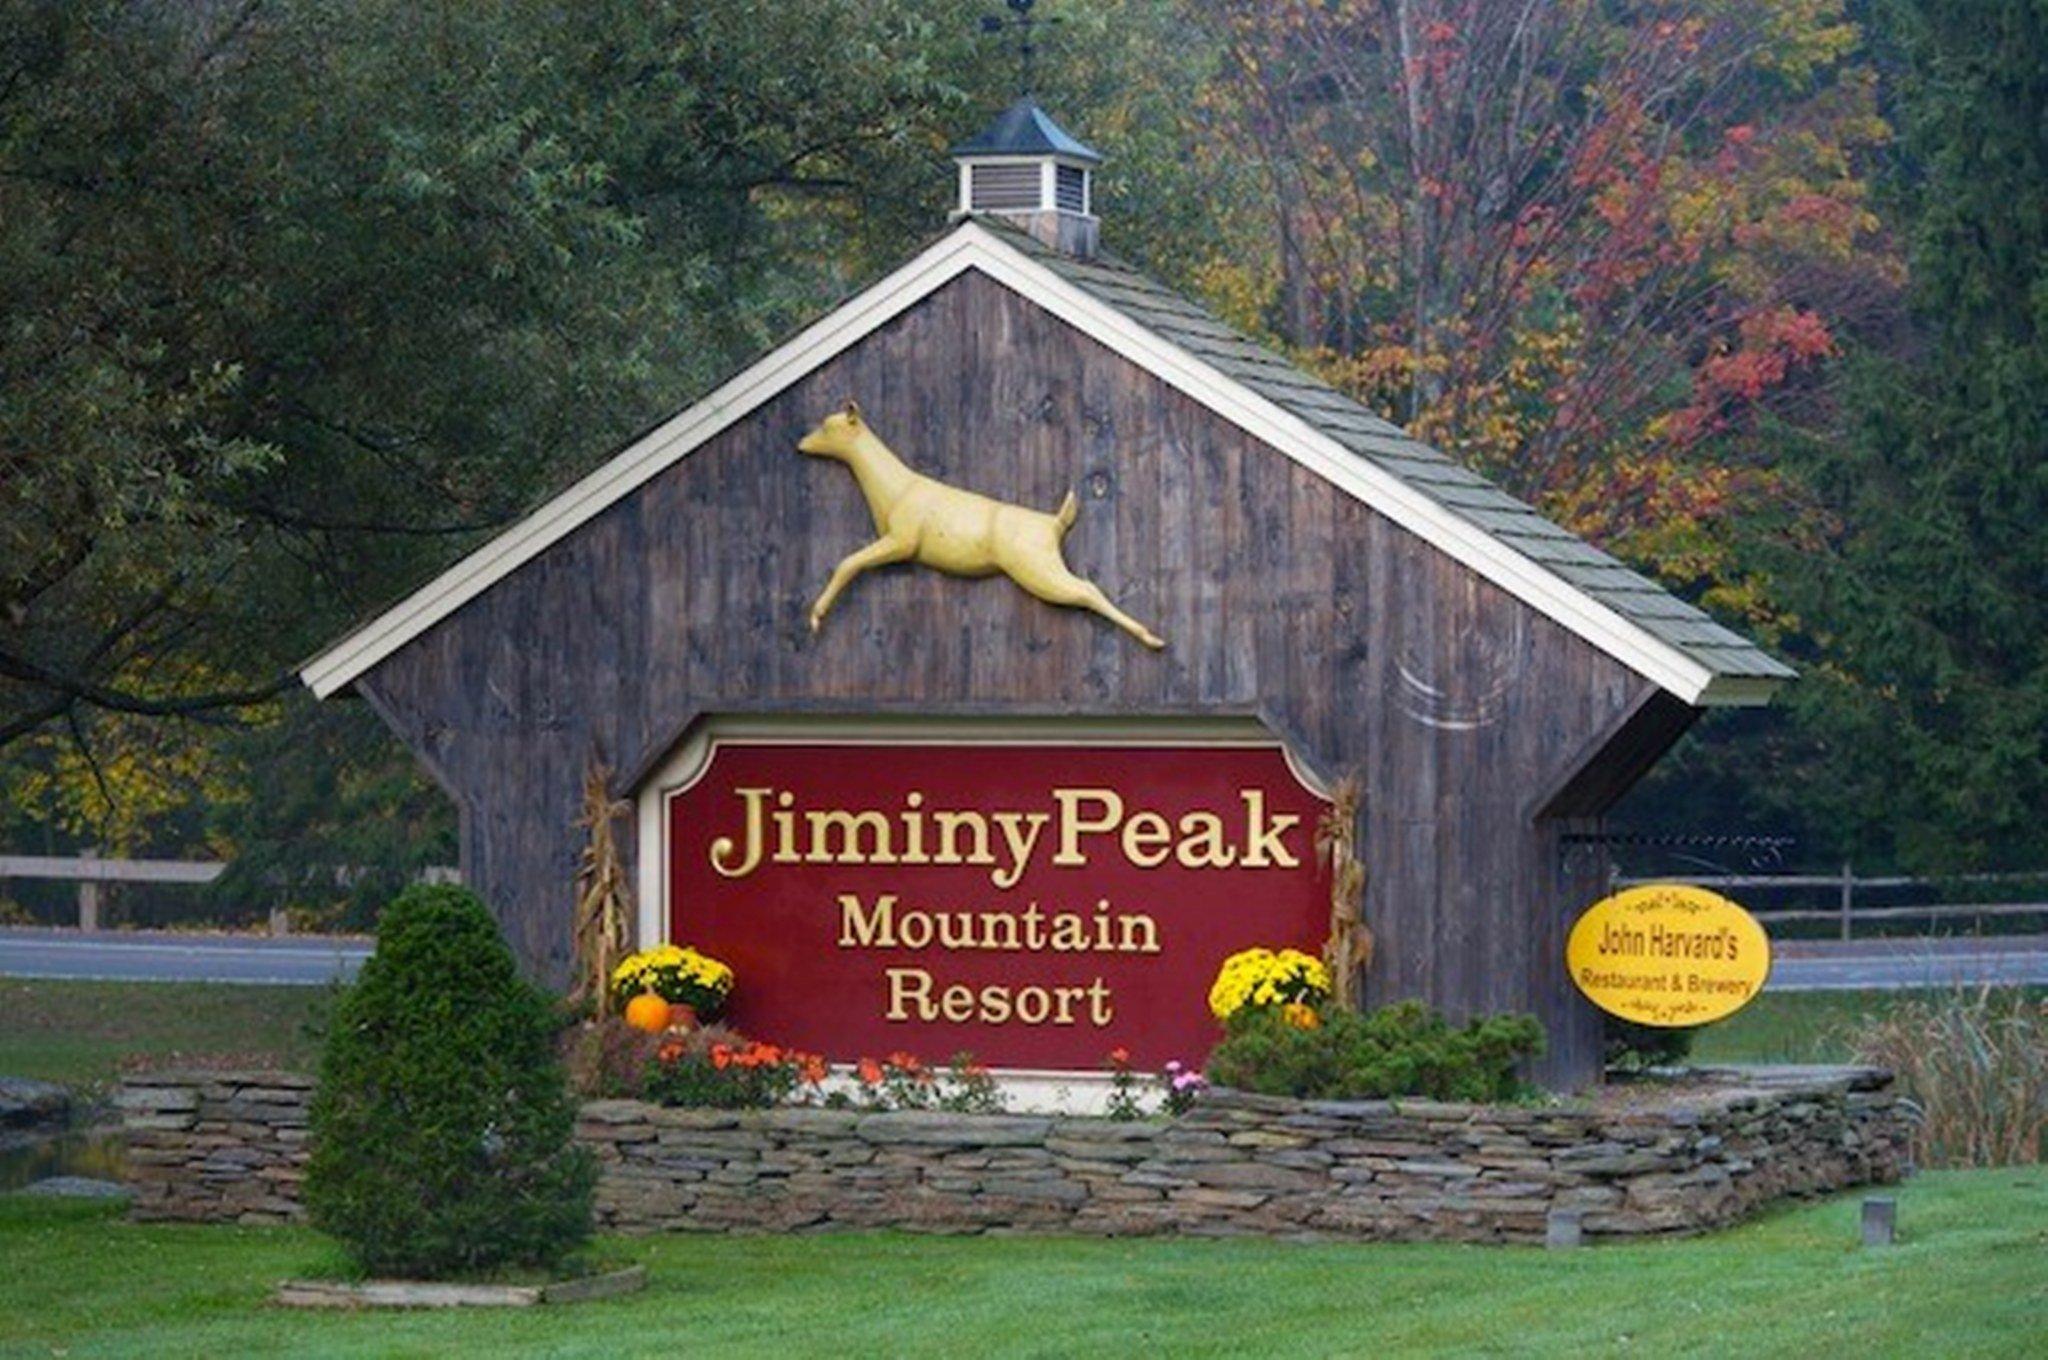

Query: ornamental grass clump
[1208,999,1544,1102]
[1850,984,2046,1168]
[305,884,596,1279]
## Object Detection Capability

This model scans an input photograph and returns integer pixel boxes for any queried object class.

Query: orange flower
[798,1053,828,1085]
[857,1057,884,1085]
[711,1045,734,1070]
[886,1051,923,1072]
[1107,1047,1131,1068]
[657,1040,684,1063]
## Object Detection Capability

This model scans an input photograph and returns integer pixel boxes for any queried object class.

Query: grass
[0,980,329,1088]
[1691,989,1902,1065]
[0,1172,2042,1357]
[1693,987,2047,1067]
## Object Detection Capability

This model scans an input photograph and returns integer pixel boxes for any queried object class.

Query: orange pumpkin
[1281,1002,1321,1031]
[623,993,672,1034]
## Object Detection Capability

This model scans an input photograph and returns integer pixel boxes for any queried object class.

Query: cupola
[951,97,1103,258]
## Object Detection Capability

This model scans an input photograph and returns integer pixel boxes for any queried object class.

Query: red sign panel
[664,738,1330,1070]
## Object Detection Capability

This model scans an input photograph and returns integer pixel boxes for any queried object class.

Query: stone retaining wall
[117,1066,1910,1242]
[118,1070,312,1225]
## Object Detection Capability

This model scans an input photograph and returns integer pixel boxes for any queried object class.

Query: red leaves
[1667,307,1838,447]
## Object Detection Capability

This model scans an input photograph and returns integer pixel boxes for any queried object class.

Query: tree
[0,0,1005,881]
[1738,0,2048,870]
[0,0,988,753]
[305,883,594,1277]
[1137,0,1893,620]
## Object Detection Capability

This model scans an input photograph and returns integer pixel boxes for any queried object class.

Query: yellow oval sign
[1566,883,1771,1027]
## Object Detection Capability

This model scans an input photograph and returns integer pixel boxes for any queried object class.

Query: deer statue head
[797,400,868,461]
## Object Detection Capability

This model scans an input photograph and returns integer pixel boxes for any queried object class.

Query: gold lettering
[1014,987,1051,1024]
[978,911,1019,951]
[934,811,993,866]
[1239,790,1301,868]
[1054,787,1124,865]
[1121,811,1172,867]
[990,810,1049,889]
[1174,810,1238,868]
[895,910,932,949]
[837,893,898,947]
[803,808,896,864]
[901,791,929,863]
[772,790,798,863]
[710,787,773,878]
[885,966,932,1020]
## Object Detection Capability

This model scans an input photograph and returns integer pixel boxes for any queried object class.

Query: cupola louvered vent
[1055,163,1087,214]
[970,163,1044,212]
[951,98,1103,258]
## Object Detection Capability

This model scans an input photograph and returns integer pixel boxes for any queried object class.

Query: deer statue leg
[809,535,914,633]
[1010,562,1165,650]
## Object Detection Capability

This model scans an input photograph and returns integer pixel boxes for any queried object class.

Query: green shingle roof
[986,221,1793,686]
[951,98,1104,164]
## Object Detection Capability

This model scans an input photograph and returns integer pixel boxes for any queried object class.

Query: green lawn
[0,979,329,1087]
[1692,989,1898,1065]
[0,1171,2041,1357]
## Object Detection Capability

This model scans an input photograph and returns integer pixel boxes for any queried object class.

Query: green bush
[1206,1000,1545,1102]
[1603,1017,1695,1072]
[304,884,596,1278]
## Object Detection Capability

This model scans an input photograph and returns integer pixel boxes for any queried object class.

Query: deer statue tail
[1053,489,1079,535]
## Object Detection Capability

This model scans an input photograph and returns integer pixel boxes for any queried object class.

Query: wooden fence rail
[0,853,458,934]
[1613,865,2048,941]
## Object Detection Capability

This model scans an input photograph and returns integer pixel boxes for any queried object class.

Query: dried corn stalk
[1315,776,1372,1012]
[570,757,633,1018]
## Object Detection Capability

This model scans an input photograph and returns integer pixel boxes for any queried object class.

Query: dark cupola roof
[950,97,1103,164]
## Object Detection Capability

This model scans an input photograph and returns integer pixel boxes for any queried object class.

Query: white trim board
[301,220,1772,707]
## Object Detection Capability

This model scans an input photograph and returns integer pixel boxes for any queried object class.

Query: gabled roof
[985,222,1795,693]
[301,219,1791,704]
[950,98,1103,164]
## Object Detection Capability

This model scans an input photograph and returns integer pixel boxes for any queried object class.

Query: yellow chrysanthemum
[1207,946,1332,1022]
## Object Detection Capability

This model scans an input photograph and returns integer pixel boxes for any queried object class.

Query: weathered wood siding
[355,270,1657,1087]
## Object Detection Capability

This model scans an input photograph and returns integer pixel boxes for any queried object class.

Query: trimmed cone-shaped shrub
[305,884,595,1277]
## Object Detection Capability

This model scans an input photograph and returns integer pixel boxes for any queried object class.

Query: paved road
[1769,937,2048,992]
[1,927,2043,991]
[0,928,370,986]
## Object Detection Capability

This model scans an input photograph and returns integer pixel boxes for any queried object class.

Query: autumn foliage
[1177,0,1894,625]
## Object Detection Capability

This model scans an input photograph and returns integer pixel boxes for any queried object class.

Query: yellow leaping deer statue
[798,401,1165,650]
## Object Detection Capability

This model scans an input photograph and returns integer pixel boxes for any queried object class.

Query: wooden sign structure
[298,99,1792,1088]
[1566,884,1771,1027]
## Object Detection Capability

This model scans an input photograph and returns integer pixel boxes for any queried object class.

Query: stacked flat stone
[116,1070,311,1225]
[118,1065,1911,1243]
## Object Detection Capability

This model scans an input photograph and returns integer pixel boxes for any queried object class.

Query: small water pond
[0,1128,126,1191]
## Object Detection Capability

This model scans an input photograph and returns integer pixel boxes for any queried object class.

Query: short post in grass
[1545,1208,1583,1250]
[1861,1197,1896,1248]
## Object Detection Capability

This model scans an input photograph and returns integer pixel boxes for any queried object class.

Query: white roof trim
[301,221,1766,706]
